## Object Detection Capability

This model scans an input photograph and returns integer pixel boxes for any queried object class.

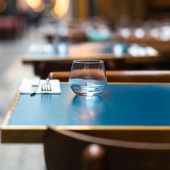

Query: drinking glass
[69,60,107,96]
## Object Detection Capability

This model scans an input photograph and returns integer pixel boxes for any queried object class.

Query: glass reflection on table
[68,95,107,125]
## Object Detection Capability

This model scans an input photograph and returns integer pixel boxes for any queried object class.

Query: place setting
[19,77,61,94]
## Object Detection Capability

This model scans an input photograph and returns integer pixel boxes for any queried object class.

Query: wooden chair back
[48,70,170,83]
[44,127,170,170]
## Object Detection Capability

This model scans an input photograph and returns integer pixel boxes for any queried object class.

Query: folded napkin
[19,78,61,94]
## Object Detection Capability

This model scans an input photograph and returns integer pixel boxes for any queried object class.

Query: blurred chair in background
[48,70,170,83]
[0,16,26,39]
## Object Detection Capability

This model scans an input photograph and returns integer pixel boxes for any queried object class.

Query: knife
[30,78,40,95]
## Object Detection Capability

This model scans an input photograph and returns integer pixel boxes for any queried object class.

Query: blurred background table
[22,42,159,78]
[115,22,170,55]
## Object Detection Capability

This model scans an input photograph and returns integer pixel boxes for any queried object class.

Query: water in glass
[69,60,107,96]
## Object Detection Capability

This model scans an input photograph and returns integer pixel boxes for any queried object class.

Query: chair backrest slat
[48,71,170,83]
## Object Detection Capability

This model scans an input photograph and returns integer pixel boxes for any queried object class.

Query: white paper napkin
[19,78,61,94]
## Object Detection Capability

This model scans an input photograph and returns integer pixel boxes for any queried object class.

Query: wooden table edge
[2,82,170,143]
[2,125,170,143]
[22,54,159,61]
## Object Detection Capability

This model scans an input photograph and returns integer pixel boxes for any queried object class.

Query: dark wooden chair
[48,70,170,83]
[44,127,170,170]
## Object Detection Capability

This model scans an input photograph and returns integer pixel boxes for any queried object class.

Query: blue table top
[9,84,170,126]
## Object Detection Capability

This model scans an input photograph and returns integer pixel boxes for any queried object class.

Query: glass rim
[73,59,104,64]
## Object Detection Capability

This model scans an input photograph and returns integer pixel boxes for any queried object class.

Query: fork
[41,78,52,91]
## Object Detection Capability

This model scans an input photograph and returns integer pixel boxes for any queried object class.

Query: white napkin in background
[19,78,61,94]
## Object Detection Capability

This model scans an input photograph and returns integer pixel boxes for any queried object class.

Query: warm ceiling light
[0,0,7,13]
[25,0,42,9]
[51,8,58,19]
[56,0,69,5]
[33,1,45,12]
[51,0,69,18]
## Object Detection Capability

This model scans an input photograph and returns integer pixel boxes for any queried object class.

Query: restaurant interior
[1,0,170,169]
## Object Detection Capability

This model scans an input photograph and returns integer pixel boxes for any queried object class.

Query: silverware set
[41,78,52,91]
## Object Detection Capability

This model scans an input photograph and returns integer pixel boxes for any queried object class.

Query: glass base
[75,91,101,96]
[70,83,107,96]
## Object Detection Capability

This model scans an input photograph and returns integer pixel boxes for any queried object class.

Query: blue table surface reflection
[9,84,170,126]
